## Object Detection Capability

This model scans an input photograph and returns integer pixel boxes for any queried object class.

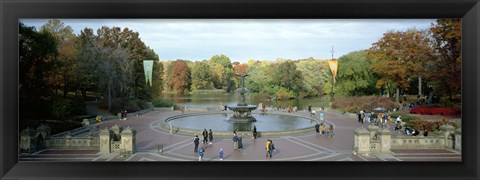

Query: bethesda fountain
[227,74,257,123]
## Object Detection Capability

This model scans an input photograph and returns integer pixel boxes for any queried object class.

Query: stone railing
[46,136,99,149]
[354,124,460,155]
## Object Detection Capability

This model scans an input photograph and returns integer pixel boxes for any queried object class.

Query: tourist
[308,105,312,112]
[328,124,334,138]
[365,111,371,123]
[208,129,213,144]
[252,126,258,139]
[219,148,224,160]
[198,147,205,161]
[396,116,402,124]
[357,111,362,124]
[193,135,200,153]
[124,110,128,120]
[202,129,208,144]
[319,112,324,122]
[238,137,243,149]
[320,123,325,136]
[265,139,272,158]
[311,110,316,117]
[232,133,239,150]
[315,123,320,135]
[293,106,298,112]
[269,139,275,157]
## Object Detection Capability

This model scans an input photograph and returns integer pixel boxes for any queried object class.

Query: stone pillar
[367,125,379,139]
[121,126,136,154]
[36,124,51,140]
[99,128,111,153]
[20,128,34,153]
[354,128,371,154]
[379,128,392,153]
[65,131,72,147]
[440,125,455,149]
[86,133,93,147]
[454,129,462,150]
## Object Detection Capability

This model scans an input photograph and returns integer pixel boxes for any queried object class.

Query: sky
[20,19,436,63]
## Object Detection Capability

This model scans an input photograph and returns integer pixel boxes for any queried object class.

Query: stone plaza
[19,108,461,162]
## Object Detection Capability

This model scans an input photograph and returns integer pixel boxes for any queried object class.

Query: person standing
[193,135,200,153]
[268,140,275,157]
[319,112,324,122]
[232,133,239,150]
[219,148,224,160]
[320,123,325,136]
[208,129,213,144]
[357,111,362,124]
[252,126,258,139]
[328,124,334,138]
[238,137,243,149]
[315,123,320,135]
[202,129,208,144]
[265,139,271,158]
[198,147,205,161]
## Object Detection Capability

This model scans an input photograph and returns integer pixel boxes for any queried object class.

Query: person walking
[265,139,271,158]
[357,111,362,124]
[219,148,224,160]
[198,147,205,161]
[315,123,320,135]
[193,135,200,153]
[252,126,258,139]
[208,129,213,144]
[268,140,275,157]
[202,129,208,144]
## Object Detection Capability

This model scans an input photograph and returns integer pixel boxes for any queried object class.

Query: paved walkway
[20,110,461,162]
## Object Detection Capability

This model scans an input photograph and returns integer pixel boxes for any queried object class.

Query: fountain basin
[227,105,258,123]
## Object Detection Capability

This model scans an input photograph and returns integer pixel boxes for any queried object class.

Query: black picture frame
[1,0,479,179]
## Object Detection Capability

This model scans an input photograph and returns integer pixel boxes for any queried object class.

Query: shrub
[51,98,71,120]
[153,99,176,108]
[332,96,396,113]
[405,118,459,132]
[388,112,420,123]
[410,106,461,116]
[275,87,294,100]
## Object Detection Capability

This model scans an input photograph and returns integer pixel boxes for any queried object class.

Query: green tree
[295,59,329,97]
[209,54,234,91]
[271,60,305,98]
[335,51,379,96]
[191,61,214,90]
[19,23,58,100]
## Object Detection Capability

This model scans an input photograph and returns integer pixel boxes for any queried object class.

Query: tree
[191,61,214,90]
[40,19,77,98]
[19,23,58,100]
[429,19,461,100]
[209,54,234,91]
[368,29,433,103]
[233,63,249,75]
[271,60,305,98]
[171,60,191,94]
[295,59,329,97]
[75,28,97,99]
[335,51,379,96]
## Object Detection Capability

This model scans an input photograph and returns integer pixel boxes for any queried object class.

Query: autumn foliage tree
[368,29,433,103]
[429,19,461,100]
[170,60,191,94]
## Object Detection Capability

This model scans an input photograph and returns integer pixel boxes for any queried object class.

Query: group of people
[315,123,334,138]
[202,129,213,145]
[265,139,276,158]
[357,110,391,126]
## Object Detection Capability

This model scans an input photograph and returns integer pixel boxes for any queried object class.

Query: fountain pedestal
[228,74,257,123]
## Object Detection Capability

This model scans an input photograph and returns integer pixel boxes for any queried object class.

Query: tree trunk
[395,87,400,103]
[418,76,422,97]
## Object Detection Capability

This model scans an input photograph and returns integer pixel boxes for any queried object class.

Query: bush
[51,98,71,120]
[332,96,396,113]
[152,99,176,108]
[405,119,459,132]
[388,112,420,123]
[275,87,294,100]
[410,106,461,116]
